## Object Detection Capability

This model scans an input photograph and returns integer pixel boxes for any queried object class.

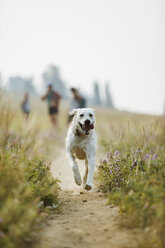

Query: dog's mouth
[79,122,94,135]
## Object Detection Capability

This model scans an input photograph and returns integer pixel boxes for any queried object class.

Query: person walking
[41,83,61,129]
[21,92,30,121]
[67,87,86,123]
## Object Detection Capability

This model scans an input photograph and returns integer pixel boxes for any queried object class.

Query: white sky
[0,0,164,114]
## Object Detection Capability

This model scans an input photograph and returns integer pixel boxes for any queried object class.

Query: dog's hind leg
[66,151,82,186]
[83,159,88,187]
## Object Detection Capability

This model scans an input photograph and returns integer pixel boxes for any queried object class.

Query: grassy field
[96,109,165,248]
[0,92,61,248]
[0,91,164,248]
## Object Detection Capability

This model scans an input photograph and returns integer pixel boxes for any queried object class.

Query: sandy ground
[34,149,139,248]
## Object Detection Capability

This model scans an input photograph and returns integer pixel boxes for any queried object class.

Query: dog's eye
[89,113,93,117]
[80,114,84,117]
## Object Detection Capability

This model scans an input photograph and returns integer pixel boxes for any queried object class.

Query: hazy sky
[0,0,164,114]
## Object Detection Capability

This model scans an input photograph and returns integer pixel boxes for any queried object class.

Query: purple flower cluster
[106,152,111,161]
[152,153,158,160]
[108,163,123,186]
[114,150,120,157]
[144,153,158,161]
[131,161,137,170]
[144,153,150,160]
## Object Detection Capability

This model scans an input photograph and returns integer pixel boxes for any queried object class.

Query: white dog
[65,108,97,190]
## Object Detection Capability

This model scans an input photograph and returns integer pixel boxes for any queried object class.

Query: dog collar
[74,129,86,137]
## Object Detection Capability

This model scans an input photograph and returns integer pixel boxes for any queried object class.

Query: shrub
[97,130,165,247]
[0,145,60,248]
[0,93,60,248]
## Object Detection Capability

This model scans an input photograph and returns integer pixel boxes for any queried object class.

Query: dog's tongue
[83,124,94,132]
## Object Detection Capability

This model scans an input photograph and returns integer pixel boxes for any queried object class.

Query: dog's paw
[84,184,92,191]
[74,176,82,186]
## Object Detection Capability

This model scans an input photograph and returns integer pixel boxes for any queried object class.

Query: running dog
[65,108,97,190]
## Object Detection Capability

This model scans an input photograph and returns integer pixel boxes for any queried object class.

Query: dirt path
[34,150,139,248]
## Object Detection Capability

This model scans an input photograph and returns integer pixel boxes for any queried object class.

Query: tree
[93,81,101,105]
[105,82,114,108]
[8,76,36,94]
[42,65,67,98]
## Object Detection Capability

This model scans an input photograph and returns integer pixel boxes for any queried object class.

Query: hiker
[67,87,86,123]
[21,92,30,120]
[41,83,62,129]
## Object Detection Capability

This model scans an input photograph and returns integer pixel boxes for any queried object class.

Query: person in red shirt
[41,83,61,129]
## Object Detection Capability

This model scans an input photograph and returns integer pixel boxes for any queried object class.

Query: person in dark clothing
[41,83,61,129]
[21,92,30,121]
[67,87,86,123]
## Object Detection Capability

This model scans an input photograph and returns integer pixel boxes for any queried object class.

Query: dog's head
[70,108,96,135]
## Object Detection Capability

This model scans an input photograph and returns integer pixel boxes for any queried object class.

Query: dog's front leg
[66,151,82,186]
[85,153,95,190]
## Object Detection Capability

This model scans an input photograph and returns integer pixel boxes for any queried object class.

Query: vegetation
[0,93,60,248]
[0,90,164,248]
[96,113,165,248]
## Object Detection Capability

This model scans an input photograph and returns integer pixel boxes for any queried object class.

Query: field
[0,92,164,248]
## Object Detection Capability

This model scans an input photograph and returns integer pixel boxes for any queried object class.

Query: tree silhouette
[93,81,101,105]
[8,77,36,94]
[42,65,67,98]
[105,82,114,108]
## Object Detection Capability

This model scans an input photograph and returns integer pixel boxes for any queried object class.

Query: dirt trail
[35,150,139,248]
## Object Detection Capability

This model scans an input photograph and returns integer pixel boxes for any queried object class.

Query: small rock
[110,204,114,208]
[80,191,84,194]
[82,199,87,202]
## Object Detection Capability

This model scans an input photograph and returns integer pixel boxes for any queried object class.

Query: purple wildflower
[106,152,110,159]
[131,161,137,170]
[152,153,158,160]
[132,161,137,166]
[144,153,150,160]
[114,151,120,157]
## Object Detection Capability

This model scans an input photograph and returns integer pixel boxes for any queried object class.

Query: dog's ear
[69,108,79,117]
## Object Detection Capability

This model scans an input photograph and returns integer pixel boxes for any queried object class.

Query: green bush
[0,146,60,248]
[0,93,60,248]
[97,146,165,247]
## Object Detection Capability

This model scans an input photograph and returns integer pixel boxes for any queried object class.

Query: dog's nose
[85,119,90,125]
